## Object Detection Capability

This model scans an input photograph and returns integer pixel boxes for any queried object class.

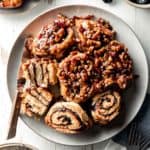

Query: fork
[140,132,150,150]
[127,122,141,150]
[127,121,150,150]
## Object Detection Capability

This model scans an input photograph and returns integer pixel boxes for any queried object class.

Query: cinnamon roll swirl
[91,91,121,125]
[45,102,92,134]
[74,16,115,52]
[57,51,94,103]
[21,58,58,88]
[94,40,133,90]
[30,14,74,59]
[20,87,53,117]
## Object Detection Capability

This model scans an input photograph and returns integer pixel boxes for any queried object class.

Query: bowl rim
[6,4,149,146]
[0,142,38,149]
[125,0,150,8]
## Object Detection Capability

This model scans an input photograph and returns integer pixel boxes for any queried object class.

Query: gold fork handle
[6,92,21,139]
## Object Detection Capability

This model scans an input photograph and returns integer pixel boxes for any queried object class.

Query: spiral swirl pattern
[91,91,121,125]
[45,102,92,134]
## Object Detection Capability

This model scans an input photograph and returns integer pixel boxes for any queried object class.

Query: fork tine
[128,123,136,145]
[140,136,147,147]
[136,129,141,149]
[140,137,150,150]
[136,125,141,147]
[132,123,137,145]
[134,123,141,149]
[138,132,142,146]
[140,130,150,147]
[134,123,139,145]
[128,124,133,145]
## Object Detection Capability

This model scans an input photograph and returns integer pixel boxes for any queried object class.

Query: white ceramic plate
[7,5,149,146]
[126,0,150,8]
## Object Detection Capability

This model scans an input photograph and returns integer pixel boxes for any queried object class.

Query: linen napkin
[113,93,150,148]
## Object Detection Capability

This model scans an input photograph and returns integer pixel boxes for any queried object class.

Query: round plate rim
[6,4,149,146]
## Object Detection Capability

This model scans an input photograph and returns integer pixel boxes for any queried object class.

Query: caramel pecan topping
[94,40,133,90]
[58,52,94,103]
[75,17,115,52]
[58,40,133,103]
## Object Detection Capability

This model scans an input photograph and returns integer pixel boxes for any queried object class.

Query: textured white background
[0,0,150,150]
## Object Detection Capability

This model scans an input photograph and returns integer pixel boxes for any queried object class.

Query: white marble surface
[0,0,150,150]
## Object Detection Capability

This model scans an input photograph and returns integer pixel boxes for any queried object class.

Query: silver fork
[127,122,141,150]
[140,132,150,150]
[127,121,150,150]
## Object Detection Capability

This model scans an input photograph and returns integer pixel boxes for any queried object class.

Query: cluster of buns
[18,14,134,134]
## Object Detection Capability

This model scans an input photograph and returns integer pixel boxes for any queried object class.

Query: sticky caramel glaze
[74,16,115,52]
[57,51,94,103]
[30,14,75,59]
[94,40,133,90]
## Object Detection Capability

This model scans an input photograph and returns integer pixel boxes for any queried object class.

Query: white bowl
[0,143,38,150]
[126,0,150,8]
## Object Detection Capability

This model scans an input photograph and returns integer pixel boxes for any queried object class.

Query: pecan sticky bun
[21,58,58,88]
[45,101,92,134]
[0,0,23,8]
[57,51,94,103]
[74,16,115,52]
[94,40,133,90]
[20,87,53,117]
[29,14,75,59]
[91,91,121,125]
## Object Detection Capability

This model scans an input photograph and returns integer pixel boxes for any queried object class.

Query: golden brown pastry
[94,40,133,90]
[0,0,23,8]
[74,16,115,52]
[18,14,135,134]
[21,58,58,88]
[20,87,53,117]
[91,91,121,125]
[45,101,92,134]
[29,14,75,59]
[57,51,94,103]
